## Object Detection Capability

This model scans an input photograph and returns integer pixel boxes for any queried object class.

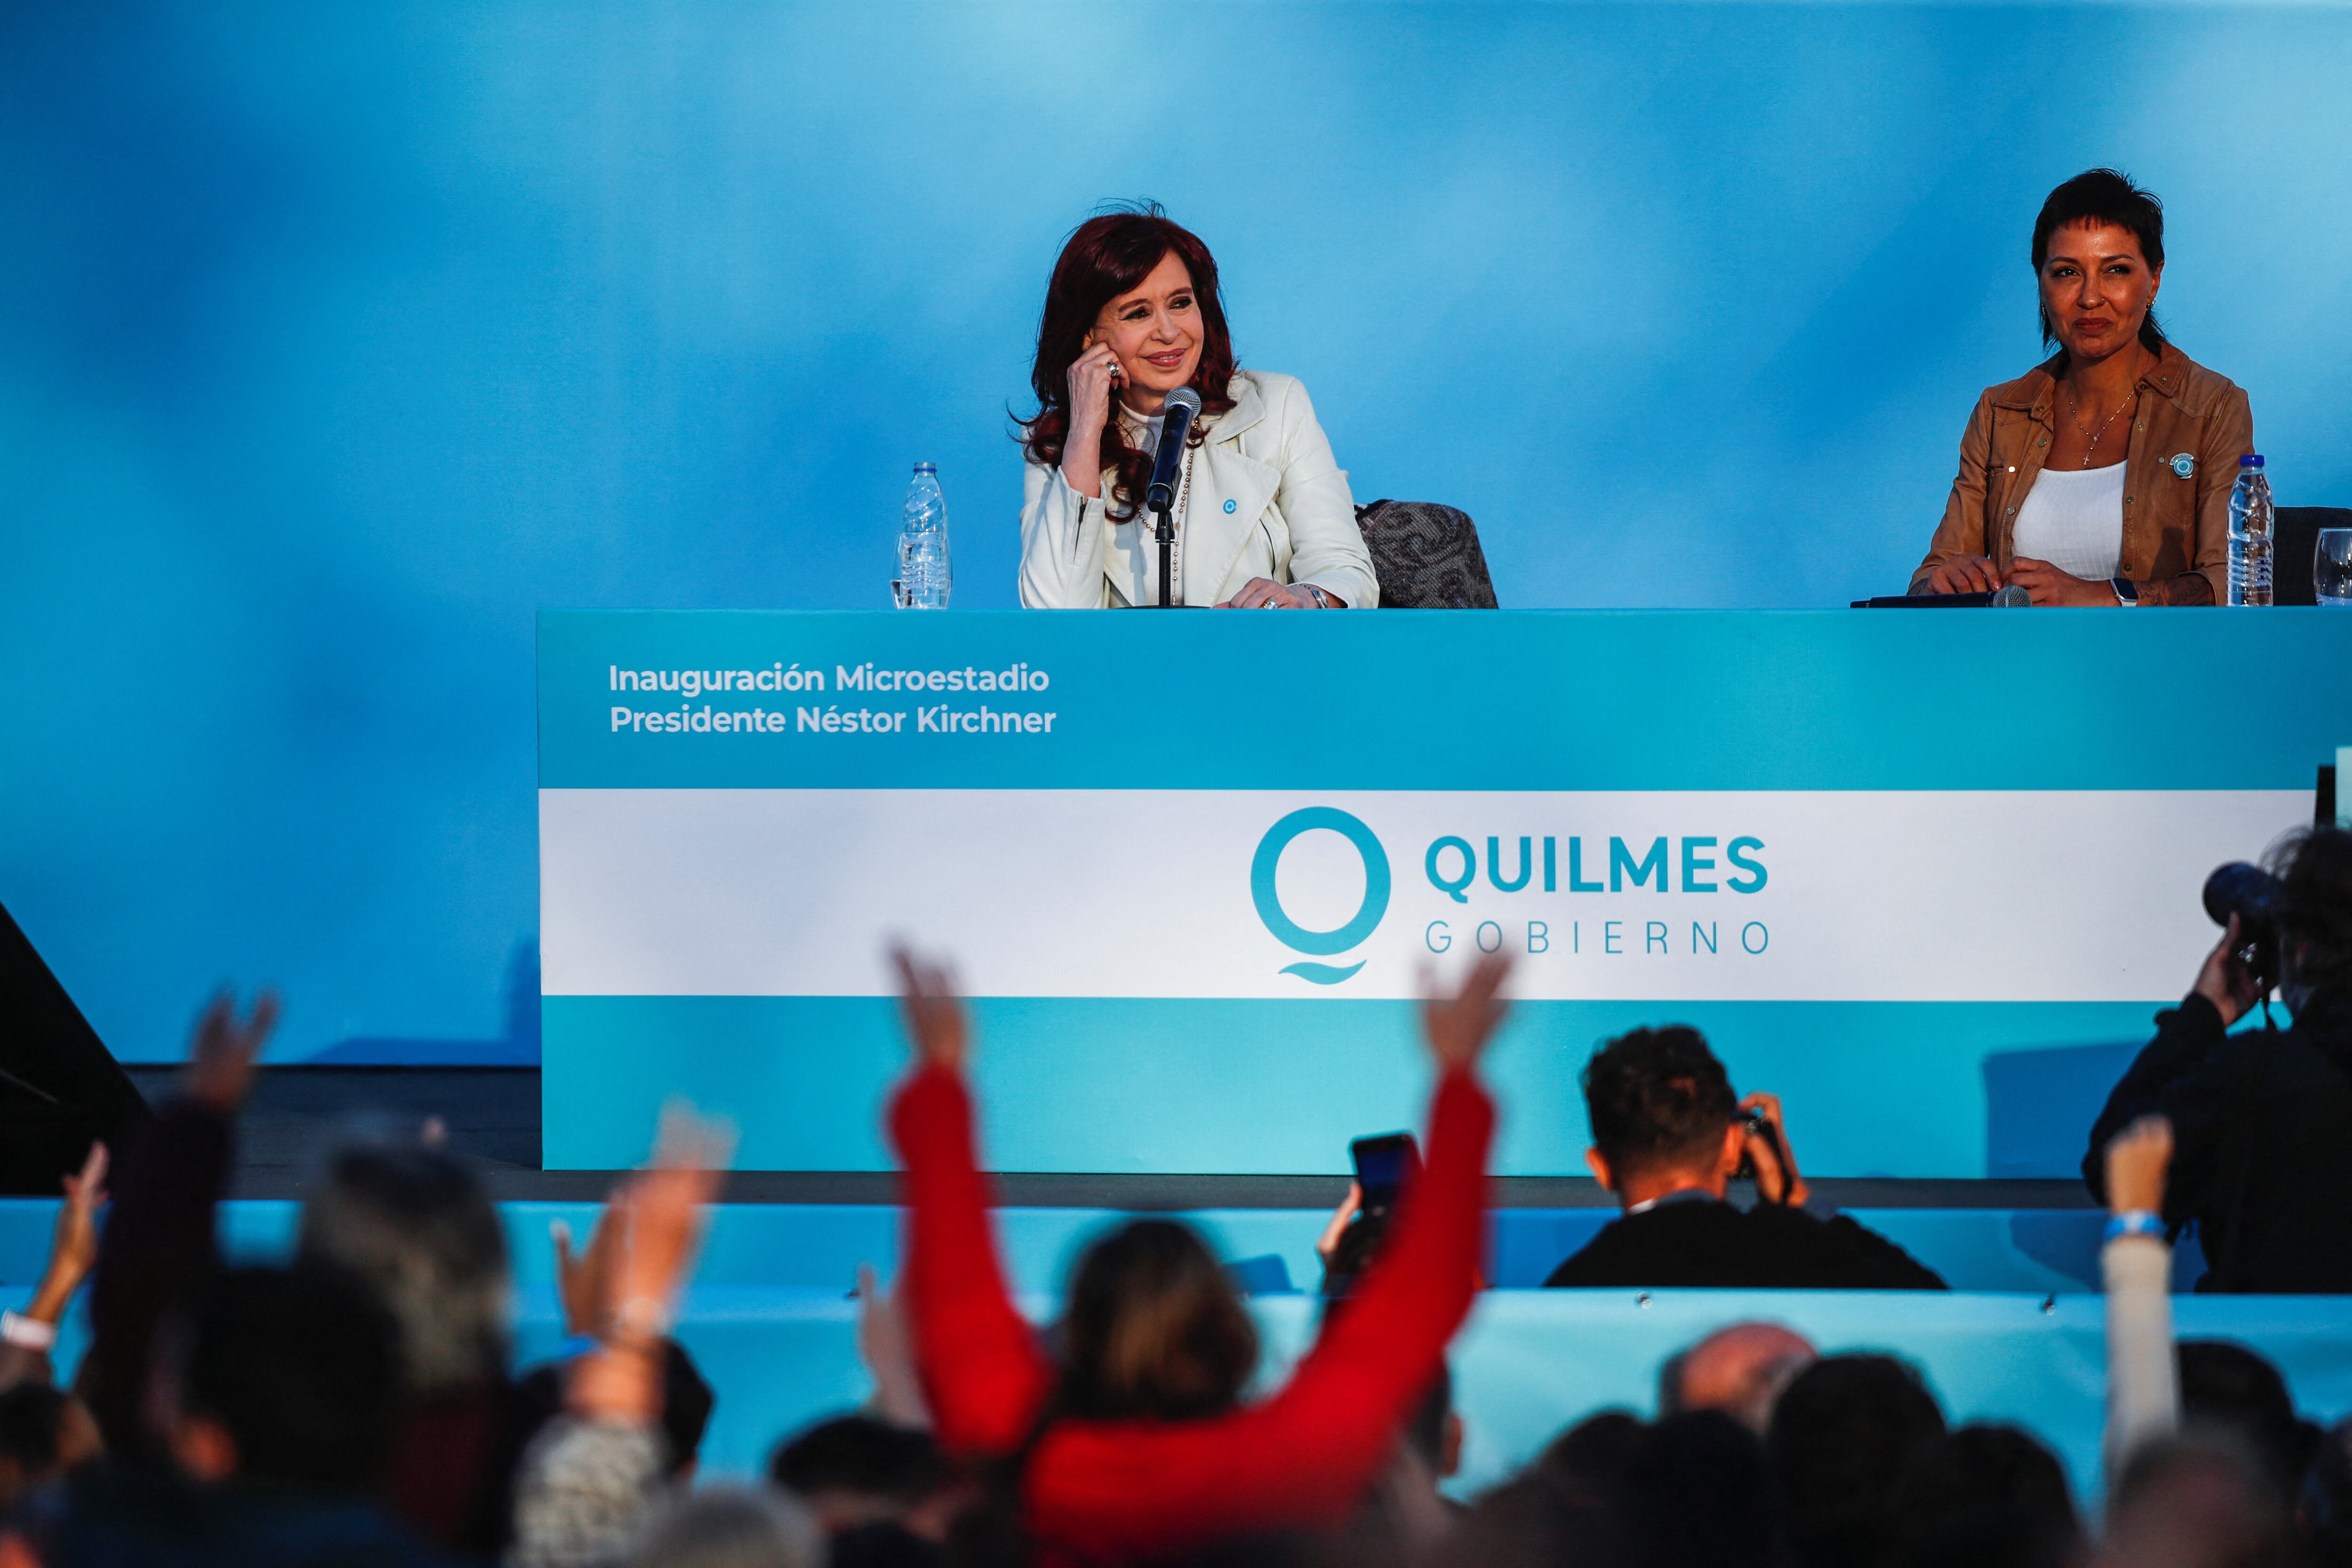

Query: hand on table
[2105,1115,2174,1218]
[1924,555,2003,595]
[2194,913,2265,1027]
[1217,578,1329,609]
[2007,557,2120,606]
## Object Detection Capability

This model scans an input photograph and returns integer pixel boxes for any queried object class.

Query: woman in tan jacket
[1912,170,2254,606]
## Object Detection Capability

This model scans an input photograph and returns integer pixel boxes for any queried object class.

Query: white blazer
[1017,370,1380,610]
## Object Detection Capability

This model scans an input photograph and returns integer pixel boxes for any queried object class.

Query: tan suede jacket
[1910,345,2254,604]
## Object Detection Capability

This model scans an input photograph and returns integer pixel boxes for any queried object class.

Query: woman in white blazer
[1016,206,1378,610]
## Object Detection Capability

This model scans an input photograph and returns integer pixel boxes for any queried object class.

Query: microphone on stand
[1849,586,2034,609]
[1147,387,1202,608]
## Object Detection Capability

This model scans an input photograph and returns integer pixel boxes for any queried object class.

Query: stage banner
[539,610,2349,1177]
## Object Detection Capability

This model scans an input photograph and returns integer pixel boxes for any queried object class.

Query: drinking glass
[2318,529,2352,607]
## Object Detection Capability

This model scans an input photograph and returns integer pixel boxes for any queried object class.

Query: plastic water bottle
[2228,454,2273,607]
[893,462,951,609]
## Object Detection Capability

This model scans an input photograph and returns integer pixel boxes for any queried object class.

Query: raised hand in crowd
[182,989,280,1112]
[0,1142,109,1388]
[853,1262,930,1430]
[552,1204,620,1341]
[891,946,969,1073]
[565,1103,733,1423]
[2106,1114,2176,1220]
[2194,912,2267,1028]
[1422,949,1513,1070]
[1739,1091,1811,1208]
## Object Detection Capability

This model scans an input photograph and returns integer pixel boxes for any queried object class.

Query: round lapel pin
[2170,452,2195,479]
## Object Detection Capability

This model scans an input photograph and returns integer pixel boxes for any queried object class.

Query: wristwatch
[1303,584,1333,609]
[2112,577,2141,607]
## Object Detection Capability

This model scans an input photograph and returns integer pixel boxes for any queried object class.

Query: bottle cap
[913,462,937,475]
[2241,454,2264,467]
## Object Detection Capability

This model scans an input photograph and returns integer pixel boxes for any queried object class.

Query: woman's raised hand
[1925,554,2003,595]
[893,946,970,1073]
[1421,950,1512,1071]
[2105,1114,2174,1218]
[184,990,280,1112]
[1061,341,1123,499]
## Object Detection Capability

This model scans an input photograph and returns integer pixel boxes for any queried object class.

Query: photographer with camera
[2084,827,2352,1293]
[1545,1026,1947,1289]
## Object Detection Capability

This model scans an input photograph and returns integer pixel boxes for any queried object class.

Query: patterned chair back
[1352,499,1499,609]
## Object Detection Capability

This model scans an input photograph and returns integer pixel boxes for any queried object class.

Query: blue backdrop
[4,2,2349,1064]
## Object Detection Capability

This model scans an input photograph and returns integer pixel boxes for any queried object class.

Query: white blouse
[2011,463,2126,580]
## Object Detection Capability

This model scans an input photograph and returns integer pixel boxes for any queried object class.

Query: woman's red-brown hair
[1019,202,1237,521]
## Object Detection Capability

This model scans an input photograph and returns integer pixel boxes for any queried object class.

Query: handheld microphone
[1849,587,2035,609]
[1145,387,1203,514]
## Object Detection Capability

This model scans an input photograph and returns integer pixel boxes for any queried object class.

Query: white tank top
[2011,463,2126,580]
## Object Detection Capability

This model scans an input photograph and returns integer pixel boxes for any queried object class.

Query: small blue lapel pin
[2170,452,2196,479]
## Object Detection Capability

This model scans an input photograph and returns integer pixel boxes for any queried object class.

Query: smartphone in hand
[1350,1132,1423,1220]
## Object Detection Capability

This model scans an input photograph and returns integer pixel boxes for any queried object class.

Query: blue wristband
[2104,1210,2166,1243]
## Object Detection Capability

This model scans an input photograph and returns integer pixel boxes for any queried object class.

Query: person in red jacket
[885,948,1509,1566]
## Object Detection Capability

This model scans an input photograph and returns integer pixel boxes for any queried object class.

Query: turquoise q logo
[1250,808,1391,985]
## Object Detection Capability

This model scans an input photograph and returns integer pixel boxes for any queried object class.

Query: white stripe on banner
[539,788,2307,1003]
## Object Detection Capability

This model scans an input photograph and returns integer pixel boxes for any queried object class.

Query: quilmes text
[1423,835,1766,901]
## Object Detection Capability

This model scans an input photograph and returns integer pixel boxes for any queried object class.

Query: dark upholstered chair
[1352,500,1499,609]
[2274,507,2351,606]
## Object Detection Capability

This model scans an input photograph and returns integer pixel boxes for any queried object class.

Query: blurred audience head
[518,1339,715,1480]
[2103,1431,2293,1568]
[1660,1322,1818,1433]
[163,1263,402,1491]
[1059,1218,1257,1422]
[623,1484,823,1568]
[1622,1410,1784,1568]
[297,1138,510,1396]
[1896,1422,2080,1568]
[1441,1441,1638,1568]
[2179,1339,2320,1503]
[1766,1353,1946,1568]
[2273,825,2352,1002]
[771,1414,952,1536]
[1580,1026,1738,1196]
[1453,1410,1774,1568]
[2297,1417,2352,1565]
[0,1383,101,1506]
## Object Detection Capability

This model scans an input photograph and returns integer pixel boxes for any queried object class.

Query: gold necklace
[2065,380,2139,468]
